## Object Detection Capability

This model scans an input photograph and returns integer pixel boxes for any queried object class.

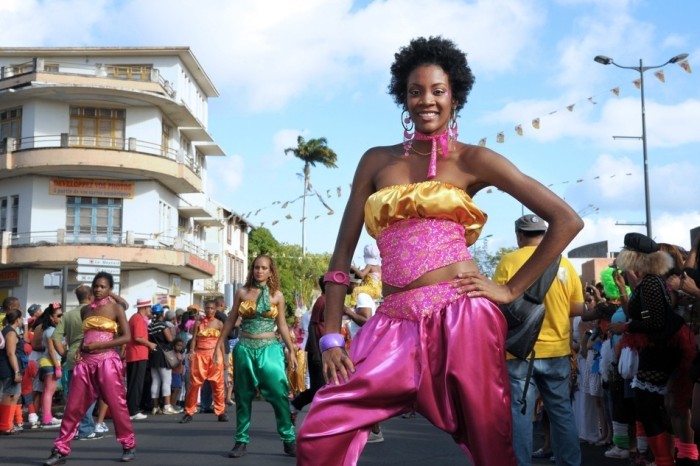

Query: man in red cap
[125,299,156,421]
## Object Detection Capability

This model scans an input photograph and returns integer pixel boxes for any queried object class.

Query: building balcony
[0,230,216,280]
[0,134,203,194]
[0,56,221,137]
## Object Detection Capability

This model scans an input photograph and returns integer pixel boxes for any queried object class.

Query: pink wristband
[320,333,345,352]
[323,271,350,287]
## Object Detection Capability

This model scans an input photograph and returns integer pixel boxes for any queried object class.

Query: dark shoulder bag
[499,256,561,413]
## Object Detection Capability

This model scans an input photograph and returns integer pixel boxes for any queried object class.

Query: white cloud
[207,153,245,198]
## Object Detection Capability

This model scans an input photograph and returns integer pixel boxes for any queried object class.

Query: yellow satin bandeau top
[82,315,119,333]
[197,327,221,338]
[364,180,487,246]
[238,300,279,320]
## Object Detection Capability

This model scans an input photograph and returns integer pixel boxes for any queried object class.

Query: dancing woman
[217,254,298,458]
[296,36,583,466]
[44,272,135,465]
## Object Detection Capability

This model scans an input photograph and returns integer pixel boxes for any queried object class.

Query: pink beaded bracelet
[320,333,345,352]
[323,270,350,287]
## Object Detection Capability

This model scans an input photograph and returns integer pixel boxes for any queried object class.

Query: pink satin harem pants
[297,282,515,466]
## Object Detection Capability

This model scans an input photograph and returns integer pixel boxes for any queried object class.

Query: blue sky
[3,0,699,264]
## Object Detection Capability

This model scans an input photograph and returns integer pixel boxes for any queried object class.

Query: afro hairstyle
[388,36,474,113]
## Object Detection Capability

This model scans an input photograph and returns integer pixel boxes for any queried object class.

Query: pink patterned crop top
[364,181,487,288]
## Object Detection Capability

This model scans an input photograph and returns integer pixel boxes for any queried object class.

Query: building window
[69,107,125,148]
[159,201,174,241]
[66,196,122,243]
[0,107,22,143]
[105,65,152,81]
[0,195,19,235]
[162,123,171,157]
[10,196,18,234]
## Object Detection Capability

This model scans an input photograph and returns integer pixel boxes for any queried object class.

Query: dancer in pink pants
[44,272,135,465]
[296,36,583,466]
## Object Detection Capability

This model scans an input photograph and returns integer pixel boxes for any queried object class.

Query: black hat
[623,232,659,254]
[515,214,548,232]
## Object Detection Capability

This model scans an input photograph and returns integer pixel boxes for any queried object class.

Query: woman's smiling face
[405,64,454,135]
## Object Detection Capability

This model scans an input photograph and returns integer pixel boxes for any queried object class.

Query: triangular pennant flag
[478,137,487,146]
[326,189,331,198]
[679,59,692,73]
[633,79,641,89]
[282,202,289,209]
[336,187,342,197]
[611,87,620,96]
[496,132,504,143]
[314,191,334,213]
[314,215,320,219]
[285,214,292,219]
[272,220,279,226]
[654,70,665,83]
[254,209,261,215]
[327,211,334,215]
[299,217,306,223]
[532,118,540,129]
[515,125,523,136]
[260,222,265,227]
[567,104,575,112]
[588,97,596,104]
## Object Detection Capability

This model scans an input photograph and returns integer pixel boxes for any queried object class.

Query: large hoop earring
[449,108,459,141]
[401,109,414,157]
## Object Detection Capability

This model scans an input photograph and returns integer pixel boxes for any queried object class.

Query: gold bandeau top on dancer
[296,36,583,466]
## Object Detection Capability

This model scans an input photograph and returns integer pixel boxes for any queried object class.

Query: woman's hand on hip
[322,347,354,386]
[452,271,514,304]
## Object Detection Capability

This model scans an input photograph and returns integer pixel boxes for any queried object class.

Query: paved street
[2,400,629,465]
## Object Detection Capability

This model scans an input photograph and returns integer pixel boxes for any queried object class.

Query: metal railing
[1,229,212,261]
[0,134,201,175]
[0,58,176,98]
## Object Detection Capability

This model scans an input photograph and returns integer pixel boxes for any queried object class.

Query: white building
[0,47,249,313]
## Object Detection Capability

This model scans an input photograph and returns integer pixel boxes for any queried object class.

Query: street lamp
[594,52,688,239]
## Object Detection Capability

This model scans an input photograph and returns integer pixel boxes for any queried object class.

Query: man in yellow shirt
[494,214,584,466]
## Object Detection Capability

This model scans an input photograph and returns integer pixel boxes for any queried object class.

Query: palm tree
[284,135,338,257]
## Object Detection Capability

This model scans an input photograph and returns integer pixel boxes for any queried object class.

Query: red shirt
[125,313,149,362]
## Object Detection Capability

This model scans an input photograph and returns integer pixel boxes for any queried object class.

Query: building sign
[185,253,216,275]
[49,178,135,199]
[0,269,21,288]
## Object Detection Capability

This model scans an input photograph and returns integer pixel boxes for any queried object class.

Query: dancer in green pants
[217,254,297,458]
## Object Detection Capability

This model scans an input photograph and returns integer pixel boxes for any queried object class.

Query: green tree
[284,135,338,257]
[275,243,330,323]
[470,240,517,278]
[248,227,280,259]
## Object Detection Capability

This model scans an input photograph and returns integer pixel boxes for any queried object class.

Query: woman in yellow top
[44,271,134,465]
[217,254,298,459]
[349,243,382,305]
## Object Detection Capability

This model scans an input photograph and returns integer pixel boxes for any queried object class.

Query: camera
[586,286,595,294]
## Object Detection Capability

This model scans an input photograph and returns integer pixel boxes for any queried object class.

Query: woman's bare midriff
[382,260,478,297]
[241,331,276,340]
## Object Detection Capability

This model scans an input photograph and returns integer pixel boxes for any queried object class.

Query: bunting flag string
[243,172,637,228]
[241,58,693,229]
[472,57,692,147]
